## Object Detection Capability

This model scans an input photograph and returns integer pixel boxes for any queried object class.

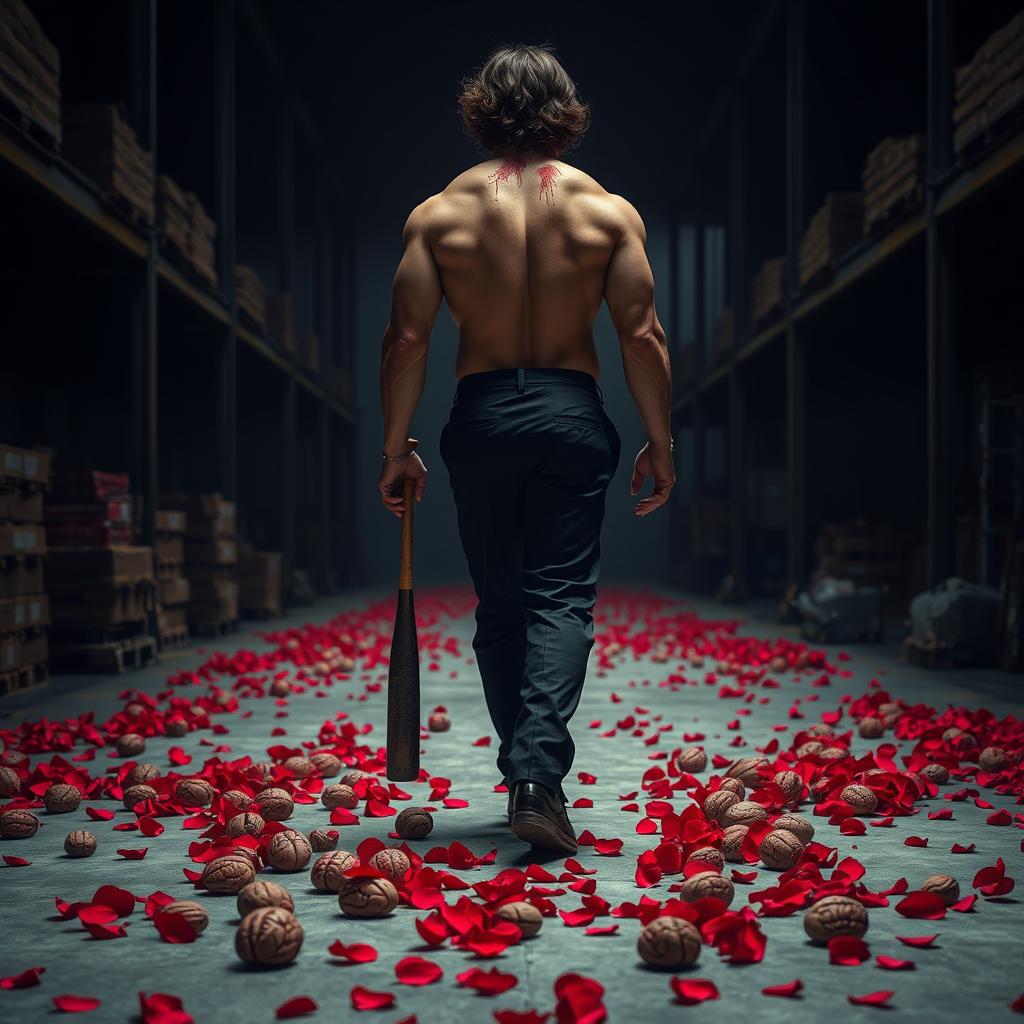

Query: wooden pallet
[241,606,282,621]
[193,618,239,637]
[158,626,189,651]
[0,661,47,696]
[51,633,157,674]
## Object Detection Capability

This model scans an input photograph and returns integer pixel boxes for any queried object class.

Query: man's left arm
[378,200,443,515]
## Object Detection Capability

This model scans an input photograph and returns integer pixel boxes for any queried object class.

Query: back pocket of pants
[552,414,599,434]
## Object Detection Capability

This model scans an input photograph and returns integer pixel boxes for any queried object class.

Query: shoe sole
[511,810,578,854]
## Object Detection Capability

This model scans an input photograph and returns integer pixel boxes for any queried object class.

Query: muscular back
[419,157,629,381]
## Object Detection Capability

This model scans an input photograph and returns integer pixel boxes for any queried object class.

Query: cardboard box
[158,605,187,631]
[51,581,155,626]
[0,556,44,599]
[239,552,282,611]
[186,539,237,566]
[0,523,46,557]
[155,536,185,563]
[0,444,51,488]
[0,489,43,522]
[46,545,153,590]
[155,509,187,534]
[17,630,47,668]
[0,594,49,631]
[158,576,190,606]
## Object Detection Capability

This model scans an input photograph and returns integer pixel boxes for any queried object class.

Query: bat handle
[399,477,415,590]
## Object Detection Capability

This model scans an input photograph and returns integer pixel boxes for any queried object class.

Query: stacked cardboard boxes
[172,493,238,635]
[954,10,1024,156]
[0,443,51,694]
[799,192,864,289]
[814,519,916,610]
[0,0,61,145]
[46,470,156,673]
[861,134,926,237]
[239,546,283,620]
[156,175,218,289]
[155,509,189,649]
[62,102,155,224]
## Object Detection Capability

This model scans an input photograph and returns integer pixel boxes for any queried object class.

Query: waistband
[454,367,604,402]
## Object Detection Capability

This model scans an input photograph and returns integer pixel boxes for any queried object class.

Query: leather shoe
[510,780,578,854]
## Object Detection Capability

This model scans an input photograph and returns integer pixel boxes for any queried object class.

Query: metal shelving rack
[0,0,359,595]
[669,0,1024,600]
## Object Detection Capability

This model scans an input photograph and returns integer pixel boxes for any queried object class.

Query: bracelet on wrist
[382,448,413,463]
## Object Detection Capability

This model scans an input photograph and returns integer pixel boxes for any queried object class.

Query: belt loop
[516,367,525,393]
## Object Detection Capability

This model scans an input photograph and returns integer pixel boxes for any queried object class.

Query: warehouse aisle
[0,585,1022,1023]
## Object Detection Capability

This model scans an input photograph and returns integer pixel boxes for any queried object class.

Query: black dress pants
[439,367,622,798]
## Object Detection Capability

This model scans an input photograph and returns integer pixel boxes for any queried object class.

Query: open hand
[378,438,427,518]
[630,441,675,517]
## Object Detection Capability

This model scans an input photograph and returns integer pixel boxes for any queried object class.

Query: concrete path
[0,584,1021,1023]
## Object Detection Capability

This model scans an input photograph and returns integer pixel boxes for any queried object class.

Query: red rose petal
[456,966,519,995]
[3,855,30,866]
[328,941,377,963]
[91,885,136,917]
[950,894,978,913]
[829,936,870,965]
[762,979,803,998]
[895,934,938,948]
[876,955,914,970]
[895,891,946,919]
[554,972,605,1024]
[350,985,394,1011]
[85,807,114,821]
[275,996,319,1018]
[847,991,894,1008]
[53,995,101,1013]
[670,977,720,1006]
[986,809,1012,826]
[394,956,442,986]
[903,836,928,847]
[116,848,148,860]
[1,966,46,989]
[493,1013,550,1024]
[1011,994,1024,1014]
[153,911,198,944]
[951,843,976,854]
[585,924,619,936]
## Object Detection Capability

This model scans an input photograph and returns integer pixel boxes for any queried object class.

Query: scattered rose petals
[847,991,894,1008]
[53,995,101,1013]
[951,843,976,854]
[395,956,442,986]
[829,936,870,966]
[554,972,605,1023]
[876,956,914,971]
[350,985,395,1011]
[328,941,377,963]
[456,966,519,995]
[762,979,803,998]
[3,855,30,867]
[895,934,938,948]
[670,978,720,1006]
[895,891,946,919]
[903,835,928,847]
[1,966,46,989]
[116,848,148,860]
[276,996,319,1018]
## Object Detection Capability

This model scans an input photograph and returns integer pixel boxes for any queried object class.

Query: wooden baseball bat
[386,477,420,781]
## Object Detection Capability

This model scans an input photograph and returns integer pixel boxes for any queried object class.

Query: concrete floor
[1,584,1022,1023]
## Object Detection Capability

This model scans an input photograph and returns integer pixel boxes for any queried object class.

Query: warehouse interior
[0,1,1022,1022]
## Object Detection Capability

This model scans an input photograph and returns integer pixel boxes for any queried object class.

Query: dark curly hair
[457,43,591,155]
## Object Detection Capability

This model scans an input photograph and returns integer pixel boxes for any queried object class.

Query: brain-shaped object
[395,808,433,840]
[268,830,313,872]
[338,876,399,918]
[759,828,804,870]
[310,851,359,892]
[803,895,868,943]
[679,871,734,907]
[235,906,304,966]
[494,901,544,937]
[202,854,256,894]
[237,881,295,917]
[637,915,702,969]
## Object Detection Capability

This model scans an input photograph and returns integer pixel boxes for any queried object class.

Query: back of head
[457,42,591,156]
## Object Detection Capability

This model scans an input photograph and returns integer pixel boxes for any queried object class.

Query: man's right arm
[603,195,672,452]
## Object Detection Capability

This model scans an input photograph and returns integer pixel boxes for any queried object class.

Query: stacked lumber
[861,135,926,237]
[267,291,297,354]
[155,509,189,650]
[0,441,51,695]
[62,102,154,224]
[0,0,61,145]
[239,548,282,620]
[156,177,219,289]
[799,192,864,288]
[751,257,785,327]
[234,264,267,333]
[955,11,1024,156]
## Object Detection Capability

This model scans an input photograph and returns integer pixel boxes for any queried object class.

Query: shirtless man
[377,42,675,854]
